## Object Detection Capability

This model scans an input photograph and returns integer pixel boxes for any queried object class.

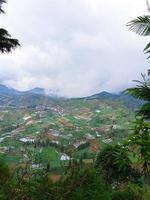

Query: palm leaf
[126,86,150,101]
[127,15,150,36]
[144,42,150,51]
[125,73,150,102]
[125,74,150,119]
[143,42,150,58]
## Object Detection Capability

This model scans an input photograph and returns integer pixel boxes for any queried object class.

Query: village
[0,98,134,173]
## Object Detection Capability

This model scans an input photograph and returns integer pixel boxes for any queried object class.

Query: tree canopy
[0,0,20,53]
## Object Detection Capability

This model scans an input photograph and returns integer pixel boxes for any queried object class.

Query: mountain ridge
[0,84,121,98]
[0,84,142,109]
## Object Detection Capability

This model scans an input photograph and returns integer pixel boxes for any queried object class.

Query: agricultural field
[0,98,135,174]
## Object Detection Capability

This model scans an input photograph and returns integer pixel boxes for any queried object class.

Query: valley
[0,94,135,174]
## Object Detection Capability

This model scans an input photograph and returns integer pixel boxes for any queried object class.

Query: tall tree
[0,0,20,53]
[95,144,136,185]
[127,3,150,119]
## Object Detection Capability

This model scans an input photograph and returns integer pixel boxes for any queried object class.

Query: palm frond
[125,74,150,119]
[143,42,150,58]
[144,42,150,51]
[127,15,150,36]
[126,86,150,101]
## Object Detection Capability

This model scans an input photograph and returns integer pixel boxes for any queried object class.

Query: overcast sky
[0,0,149,97]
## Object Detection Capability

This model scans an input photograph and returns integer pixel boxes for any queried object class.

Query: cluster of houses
[0,104,126,166]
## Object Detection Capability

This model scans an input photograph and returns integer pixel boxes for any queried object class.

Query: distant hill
[0,85,142,109]
[0,84,20,95]
[85,91,142,110]
[0,85,46,96]
[86,91,120,100]
[27,87,46,95]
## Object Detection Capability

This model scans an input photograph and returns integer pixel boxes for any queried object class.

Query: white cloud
[0,0,149,97]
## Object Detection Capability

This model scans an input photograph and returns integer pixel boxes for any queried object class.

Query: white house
[60,154,70,161]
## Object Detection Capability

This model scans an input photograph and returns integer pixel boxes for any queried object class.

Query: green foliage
[125,74,150,119]
[58,168,112,200]
[112,190,136,200]
[125,117,150,178]
[127,15,150,57]
[0,29,20,53]
[0,157,10,200]
[112,184,150,200]
[95,145,136,184]
[0,155,149,200]
[126,80,150,102]
[127,15,150,36]
[0,157,9,184]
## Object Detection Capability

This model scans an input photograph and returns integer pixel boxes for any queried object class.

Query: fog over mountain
[0,0,149,97]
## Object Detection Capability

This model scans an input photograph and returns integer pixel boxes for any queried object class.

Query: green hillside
[0,97,134,169]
